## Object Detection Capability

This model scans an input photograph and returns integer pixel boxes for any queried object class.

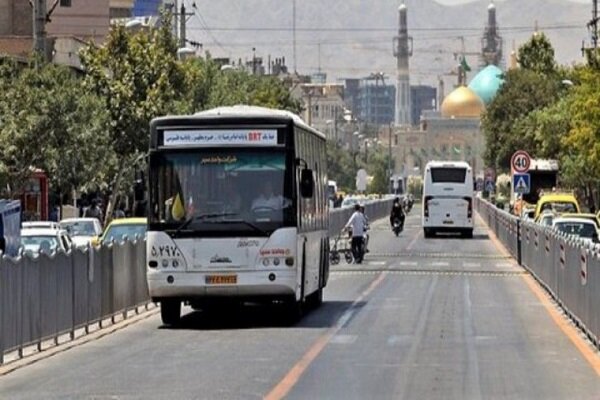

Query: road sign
[485,179,495,193]
[511,150,531,173]
[513,173,530,194]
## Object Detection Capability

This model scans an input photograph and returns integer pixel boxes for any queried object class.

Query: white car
[552,217,599,244]
[59,218,103,248]
[20,228,73,255]
[341,197,364,209]
[22,221,59,230]
[538,211,556,227]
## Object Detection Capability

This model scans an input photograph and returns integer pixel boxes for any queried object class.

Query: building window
[60,0,72,7]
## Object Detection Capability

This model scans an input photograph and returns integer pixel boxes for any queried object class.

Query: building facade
[410,85,436,126]
[355,79,395,126]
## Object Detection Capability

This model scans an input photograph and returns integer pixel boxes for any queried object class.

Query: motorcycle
[392,217,404,236]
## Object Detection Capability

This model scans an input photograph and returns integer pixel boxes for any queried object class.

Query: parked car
[560,213,600,229]
[20,228,73,255]
[552,217,599,244]
[59,218,103,248]
[534,193,580,221]
[537,211,556,227]
[22,221,59,230]
[92,218,147,246]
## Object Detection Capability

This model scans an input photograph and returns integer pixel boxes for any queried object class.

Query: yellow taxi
[534,193,580,221]
[92,218,147,246]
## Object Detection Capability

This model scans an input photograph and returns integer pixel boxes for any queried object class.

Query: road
[1,206,599,399]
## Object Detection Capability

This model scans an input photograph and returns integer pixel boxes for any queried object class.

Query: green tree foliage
[482,68,565,169]
[517,32,556,75]
[326,143,358,192]
[366,150,390,194]
[0,60,110,198]
[80,21,185,222]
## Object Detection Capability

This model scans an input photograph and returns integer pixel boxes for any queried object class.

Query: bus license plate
[443,220,454,225]
[205,275,237,285]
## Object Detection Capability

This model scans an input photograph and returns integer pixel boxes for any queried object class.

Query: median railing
[0,239,149,364]
[476,197,600,349]
[0,199,394,364]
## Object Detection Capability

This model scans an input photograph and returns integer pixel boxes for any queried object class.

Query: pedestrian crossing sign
[513,173,530,194]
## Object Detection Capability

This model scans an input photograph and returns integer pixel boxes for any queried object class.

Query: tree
[518,32,556,75]
[560,67,600,209]
[80,19,185,224]
[0,60,110,200]
[482,68,565,170]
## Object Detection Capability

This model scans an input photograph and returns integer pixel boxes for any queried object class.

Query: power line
[188,1,228,54]
[187,24,583,33]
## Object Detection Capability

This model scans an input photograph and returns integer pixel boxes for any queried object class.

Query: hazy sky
[434,0,588,4]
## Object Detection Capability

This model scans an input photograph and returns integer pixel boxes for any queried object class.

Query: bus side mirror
[300,169,314,198]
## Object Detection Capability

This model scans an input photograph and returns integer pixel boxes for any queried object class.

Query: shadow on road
[160,300,359,331]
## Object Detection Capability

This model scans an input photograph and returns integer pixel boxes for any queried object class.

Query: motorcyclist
[390,197,405,230]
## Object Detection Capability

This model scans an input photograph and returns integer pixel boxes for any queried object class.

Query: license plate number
[205,275,237,284]
[443,220,454,225]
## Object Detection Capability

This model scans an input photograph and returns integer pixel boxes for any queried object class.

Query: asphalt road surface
[1,206,599,399]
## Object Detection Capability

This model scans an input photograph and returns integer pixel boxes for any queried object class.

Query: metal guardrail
[476,197,600,349]
[0,199,394,364]
[329,199,395,236]
[0,239,149,364]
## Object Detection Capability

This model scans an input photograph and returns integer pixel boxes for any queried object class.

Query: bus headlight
[172,259,179,268]
[285,257,294,267]
[273,258,280,266]
[161,259,169,268]
[262,258,270,267]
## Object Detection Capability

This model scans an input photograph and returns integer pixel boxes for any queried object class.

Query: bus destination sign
[163,129,278,147]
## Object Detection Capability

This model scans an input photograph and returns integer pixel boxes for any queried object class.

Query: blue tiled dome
[468,65,503,105]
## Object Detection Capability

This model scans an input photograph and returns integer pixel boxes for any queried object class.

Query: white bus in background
[422,161,474,239]
[146,106,329,325]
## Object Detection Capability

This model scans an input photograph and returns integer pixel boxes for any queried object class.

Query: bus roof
[425,161,472,169]
[151,105,325,140]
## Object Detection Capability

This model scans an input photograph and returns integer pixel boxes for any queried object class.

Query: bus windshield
[430,167,467,183]
[149,149,293,234]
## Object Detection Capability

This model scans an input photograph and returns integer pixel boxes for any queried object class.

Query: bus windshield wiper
[173,212,239,235]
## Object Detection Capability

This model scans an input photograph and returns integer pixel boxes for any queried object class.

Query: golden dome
[441,86,485,118]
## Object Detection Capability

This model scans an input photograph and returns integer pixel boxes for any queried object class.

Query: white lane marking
[330,334,357,345]
[463,262,481,268]
[367,261,386,266]
[430,261,449,267]
[399,261,418,267]
[495,263,514,268]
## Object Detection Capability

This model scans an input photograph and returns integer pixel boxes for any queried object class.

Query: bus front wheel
[306,288,323,309]
[160,299,181,326]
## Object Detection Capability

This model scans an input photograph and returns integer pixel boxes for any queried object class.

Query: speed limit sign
[511,150,531,173]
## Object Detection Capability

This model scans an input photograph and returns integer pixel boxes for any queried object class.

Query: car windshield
[554,222,597,238]
[103,224,146,244]
[21,235,58,253]
[150,149,292,234]
[541,201,577,214]
[60,221,97,237]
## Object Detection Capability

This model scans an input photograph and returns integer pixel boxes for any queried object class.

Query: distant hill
[188,0,590,87]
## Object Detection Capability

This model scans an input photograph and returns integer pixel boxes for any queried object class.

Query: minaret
[393,2,412,126]
[481,1,503,67]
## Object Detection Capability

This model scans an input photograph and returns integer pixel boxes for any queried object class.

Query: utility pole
[584,0,599,56]
[32,0,47,59]
[292,0,297,73]
[179,3,195,49]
